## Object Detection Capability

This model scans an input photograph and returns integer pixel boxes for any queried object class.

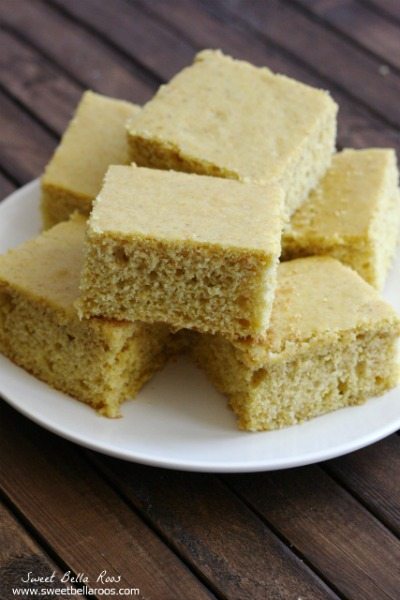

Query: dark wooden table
[1,1,399,598]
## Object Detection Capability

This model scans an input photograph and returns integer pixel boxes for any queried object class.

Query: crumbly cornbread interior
[127,49,337,216]
[0,215,171,416]
[283,149,400,288]
[192,257,400,431]
[41,91,140,229]
[77,165,284,339]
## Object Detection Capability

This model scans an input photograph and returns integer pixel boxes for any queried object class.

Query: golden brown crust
[283,149,400,288]
[41,91,140,228]
[127,49,337,216]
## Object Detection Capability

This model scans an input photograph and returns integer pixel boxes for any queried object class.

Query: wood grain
[0,403,215,600]
[207,0,400,127]
[326,436,400,537]
[0,172,15,200]
[89,453,339,600]
[52,0,195,81]
[4,0,400,158]
[293,0,400,71]
[138,0,400,153]
[0,89,56,183]
[0,0,155,104]
[0,28,81,135]
[225,466,400,600]
[363,0,400,22]
[0,502,77,599]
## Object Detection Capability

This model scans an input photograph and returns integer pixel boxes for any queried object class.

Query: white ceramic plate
[0,180,399,472]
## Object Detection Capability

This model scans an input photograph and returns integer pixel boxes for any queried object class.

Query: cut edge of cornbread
[368,189,400,289]
[0,289,171,417]
[0,215,172,417]
[77,165,284,340]
[41,90,140,229]
[41,185,92,230]
[127,49,337,217]
[77,231,280,340]
[193,326,400,431]
[191,257,400,431]
[283,149,400,289]
[281,102,337,217]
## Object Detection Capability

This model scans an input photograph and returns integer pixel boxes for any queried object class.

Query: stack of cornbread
[1,50,399,430]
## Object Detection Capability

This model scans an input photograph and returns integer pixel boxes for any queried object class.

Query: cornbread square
[0,215,170,417]
[283,149,400,289]
[77,165,284,340]
[41,91,140,229]
[126,49,337,217]
[192,257,400,431]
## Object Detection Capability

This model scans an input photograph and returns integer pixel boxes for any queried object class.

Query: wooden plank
[88,453,340,600]
[363,0,400,22]
[0,403,215,600]
[7,0,399,157]
[49,0,400,156]
[326,436,400,537]
[5,0,397,160]
[0,0,155,104]
[136,0,400,153]
[293,0,400,72]
[0,28,81,135]
[51,0,195,81]
[0,172,15,200]
[0,502,79,599]
[0,90,56,183]
[225,466,400,600]
[0,0,397,174]
[204,0,400,127]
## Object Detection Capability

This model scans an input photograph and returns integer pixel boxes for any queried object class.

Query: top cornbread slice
[77,165,284,339]
[41,91,140,228]
[127,49,337,216]
[283,149,400,289]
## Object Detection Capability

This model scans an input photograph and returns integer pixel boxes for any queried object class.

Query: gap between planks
[199,0,400,130]
[0,490,91,599]
[288,0,400,77]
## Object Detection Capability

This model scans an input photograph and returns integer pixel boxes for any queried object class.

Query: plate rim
[2,376,400,472]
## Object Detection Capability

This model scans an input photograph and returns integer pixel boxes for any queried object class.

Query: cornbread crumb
[192,257,400,431]
[77,165,284,340]
[127,49,337,217]
[41,91,140,229]
[0,215,171,416]
[283,149,400,289]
